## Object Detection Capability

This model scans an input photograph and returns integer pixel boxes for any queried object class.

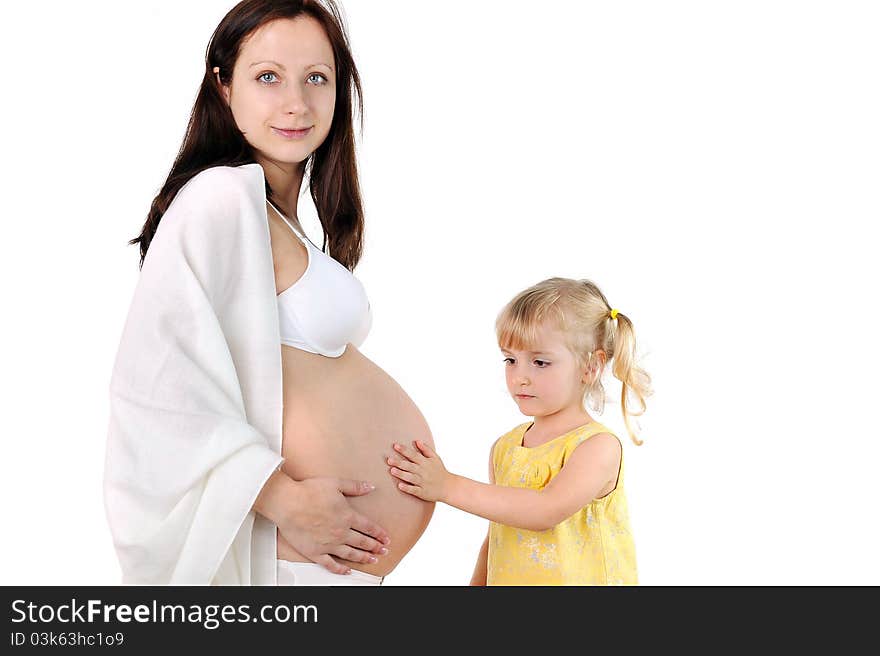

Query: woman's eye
[258,72,278,84]
[307,72,328,85]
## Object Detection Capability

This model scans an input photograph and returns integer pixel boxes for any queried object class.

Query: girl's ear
[580,353,594,385]
[583,350,607,384]
[594,349,608,379]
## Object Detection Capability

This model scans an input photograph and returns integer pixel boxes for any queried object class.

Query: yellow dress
[486,421,638,585]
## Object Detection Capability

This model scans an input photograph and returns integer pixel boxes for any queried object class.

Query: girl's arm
[388,436,621,532]
[469,441,497,586]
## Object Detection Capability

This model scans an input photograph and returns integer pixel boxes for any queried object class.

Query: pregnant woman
[103,0,434,585]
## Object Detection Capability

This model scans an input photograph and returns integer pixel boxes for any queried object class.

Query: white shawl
[104,163,286,585]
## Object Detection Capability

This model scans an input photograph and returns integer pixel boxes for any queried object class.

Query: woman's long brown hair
[130,0,364,271]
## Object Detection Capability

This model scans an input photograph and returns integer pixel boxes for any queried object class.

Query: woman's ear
[213,67,230,104]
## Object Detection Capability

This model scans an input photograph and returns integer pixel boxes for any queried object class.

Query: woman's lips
[272,126,313,139]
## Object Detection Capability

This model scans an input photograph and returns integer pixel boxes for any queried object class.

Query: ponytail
[607,312,652,446]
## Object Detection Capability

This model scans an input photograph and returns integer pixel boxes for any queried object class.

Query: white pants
[276,560,384,586]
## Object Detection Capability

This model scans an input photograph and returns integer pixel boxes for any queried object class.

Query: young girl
[387,277,652,585]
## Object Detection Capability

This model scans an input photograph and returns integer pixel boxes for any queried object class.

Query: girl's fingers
[389,467,419,485]
[397,482,422,497]
[386,455,418,472]
[393,441,424,463]
[415,440,435,458]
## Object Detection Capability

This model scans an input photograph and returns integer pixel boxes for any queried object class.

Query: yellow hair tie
[610,309,619,320]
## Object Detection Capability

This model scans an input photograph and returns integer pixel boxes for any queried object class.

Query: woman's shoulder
[177,163,265,202]
[145,164,270,292]
[163,163,266,234]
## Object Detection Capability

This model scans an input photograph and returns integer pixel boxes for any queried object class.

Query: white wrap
[104,163,286,585]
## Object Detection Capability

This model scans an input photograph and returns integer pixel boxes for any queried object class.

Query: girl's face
[502,321,591,418]
[220,16,336,170]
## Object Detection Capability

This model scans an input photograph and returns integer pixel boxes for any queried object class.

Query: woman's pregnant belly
[277,344,435,577]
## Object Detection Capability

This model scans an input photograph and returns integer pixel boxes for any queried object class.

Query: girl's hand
[387,440,449,502]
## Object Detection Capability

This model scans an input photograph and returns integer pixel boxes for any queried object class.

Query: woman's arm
[389,436,621,532]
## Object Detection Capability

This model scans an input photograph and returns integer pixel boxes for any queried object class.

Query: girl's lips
[272,126,313,139]
[515,394,535,399]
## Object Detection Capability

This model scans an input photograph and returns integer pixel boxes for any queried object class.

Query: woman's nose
[281,83,309,114]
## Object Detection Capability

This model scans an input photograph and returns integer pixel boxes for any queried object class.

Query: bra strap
[267,200,306,240]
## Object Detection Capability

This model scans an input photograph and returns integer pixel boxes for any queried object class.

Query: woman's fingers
[332,544,379,565]
[346,529,389,555]
[280,478,392,571]
[349,512,391,546]
[328,530,390,567]
[336,478,377,497]
[314,553,350,575]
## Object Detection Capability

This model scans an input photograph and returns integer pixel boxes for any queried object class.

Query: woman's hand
[258,472,391,575]
[387,440,451,502]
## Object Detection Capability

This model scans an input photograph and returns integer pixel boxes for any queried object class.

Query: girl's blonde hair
[495,278,652,445]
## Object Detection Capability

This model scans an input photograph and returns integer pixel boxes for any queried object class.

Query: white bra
[268,201,371,358]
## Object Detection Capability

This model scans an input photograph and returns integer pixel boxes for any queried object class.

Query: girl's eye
[258,72,279,84]
[503,358,515,365]
[534,360,549,367]
[307,73,329,85]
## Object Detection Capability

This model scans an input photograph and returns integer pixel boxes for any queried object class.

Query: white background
[2,0,878,585]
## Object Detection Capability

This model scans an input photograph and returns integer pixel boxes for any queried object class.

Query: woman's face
[220,16,337,169]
